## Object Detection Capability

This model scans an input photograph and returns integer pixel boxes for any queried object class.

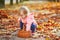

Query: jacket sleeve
[26,16,32,31]
[26,13,37,31]
[32,13,37,26]
[18,17,21,23]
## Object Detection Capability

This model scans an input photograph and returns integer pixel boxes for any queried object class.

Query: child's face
[20,9,27,18]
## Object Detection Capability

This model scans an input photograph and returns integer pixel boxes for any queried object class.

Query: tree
[16,0,18,4]
[20,0,23,2]
[20,0,29,2]
[48,0,59,2]
[10,0,13,5]
[0,0,5,8]
[48,0,55,2]
[23,0,29,1]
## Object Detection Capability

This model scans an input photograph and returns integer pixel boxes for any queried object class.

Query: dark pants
[20,21,36,33]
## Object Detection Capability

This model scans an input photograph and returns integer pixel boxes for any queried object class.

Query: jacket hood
[20,6,30,15]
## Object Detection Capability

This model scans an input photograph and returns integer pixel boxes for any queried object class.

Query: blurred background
[0,0,60,8]
[0,0,60,40]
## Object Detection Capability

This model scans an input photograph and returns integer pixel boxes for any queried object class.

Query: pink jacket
[18,12,37,31]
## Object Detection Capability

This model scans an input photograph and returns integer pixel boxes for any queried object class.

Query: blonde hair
[20,6,30,15]
[20,7,27,15]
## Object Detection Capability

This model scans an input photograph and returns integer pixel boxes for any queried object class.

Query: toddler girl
[18,6,37,33]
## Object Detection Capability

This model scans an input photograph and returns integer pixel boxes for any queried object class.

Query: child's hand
[37,25,42,28]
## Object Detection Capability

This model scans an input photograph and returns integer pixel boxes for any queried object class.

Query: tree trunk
[16,0,18,4]
[20,0,23,2]
[23,0,28,1]
[10,0,13,5]
[57,0,59,2]
[48,0,55,2]
[0,0,5,8]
